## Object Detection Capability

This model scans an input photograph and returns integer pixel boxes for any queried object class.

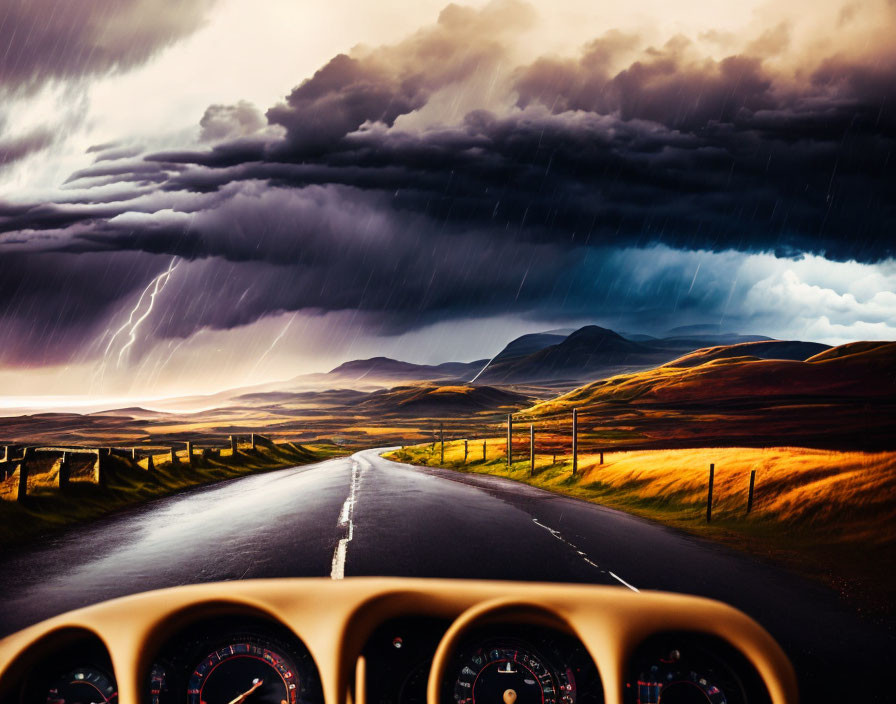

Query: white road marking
[608,571,639,592]
[330,459,362,580]
[532,518,639,593]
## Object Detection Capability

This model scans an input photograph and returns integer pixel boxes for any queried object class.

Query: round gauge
[452,641,575,704]
[45,666,118,704]
[187,641,300,704]
[398,659,430,704]
[635,665,727,704]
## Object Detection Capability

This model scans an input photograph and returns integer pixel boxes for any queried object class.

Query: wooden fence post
[707,463,715,522]
[186,440,194,465]
[482,440,486,461]
[464,439,468,463]
[507,414,513,467]
[16,448,31,502]
[440,423,444,463]
[747,469,756,514]
[530,424,535,476]
[600,450,604,465]
[59,452,71,490]
[251,433,257,451]
[93,449,106,486]
[170,447,178,464]
[572,408,578,476]
[230,435,238,455]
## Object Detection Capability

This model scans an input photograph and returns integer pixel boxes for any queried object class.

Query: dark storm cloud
[0,128,54,169]
[0,250,165,366]
[0,0,219,93]
[2,0,895,366]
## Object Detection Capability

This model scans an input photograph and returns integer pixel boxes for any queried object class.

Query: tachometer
[45,666,117,704]
[187,640,300,704]
[452,641,575,704]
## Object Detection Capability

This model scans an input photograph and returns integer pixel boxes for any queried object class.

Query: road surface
[0,449,892,701]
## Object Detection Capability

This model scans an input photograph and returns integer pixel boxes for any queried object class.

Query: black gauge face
[45,666,118,704]
[398,660,430,704]
[634,651,727,704]
[187,641,300,704]
[452,642,575,704]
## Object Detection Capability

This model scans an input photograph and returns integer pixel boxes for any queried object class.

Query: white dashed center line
[532,518,639,592]
[330,459,362,580]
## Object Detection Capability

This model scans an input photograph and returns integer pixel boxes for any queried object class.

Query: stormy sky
[0,0,894,401]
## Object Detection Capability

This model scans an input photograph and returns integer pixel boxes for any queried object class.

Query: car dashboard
[0,578,797,704]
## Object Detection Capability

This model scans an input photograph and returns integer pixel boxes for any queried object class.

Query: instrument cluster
[18,618,770,704]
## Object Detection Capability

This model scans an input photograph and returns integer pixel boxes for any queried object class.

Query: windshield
[1,2,894,703]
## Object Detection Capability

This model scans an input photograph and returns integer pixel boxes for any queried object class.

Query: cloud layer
[1,0,894,389]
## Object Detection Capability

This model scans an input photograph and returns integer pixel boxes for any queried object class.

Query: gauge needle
[504,689,518,704]
[227,679,264,704]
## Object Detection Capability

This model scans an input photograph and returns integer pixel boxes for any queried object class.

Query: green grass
[0,442,348,549]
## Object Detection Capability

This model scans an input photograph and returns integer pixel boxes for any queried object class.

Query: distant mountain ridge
[142,324,827,412]
[474,325,786,383]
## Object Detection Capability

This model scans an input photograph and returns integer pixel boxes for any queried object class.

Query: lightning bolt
[100,258,179,372]
[117,259,178,366]
[248,312,298,379]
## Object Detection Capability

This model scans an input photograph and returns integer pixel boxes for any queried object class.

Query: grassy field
[385,441,896,620]
[0,442,348,549]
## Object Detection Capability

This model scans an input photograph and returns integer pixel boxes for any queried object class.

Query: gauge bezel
[624,631,772,704]
[144,613,323,704]
[447,635,572,704]
[46,664,118,703]
[8,627,117,704]
[433,603,601,704]
[186,636,301,704]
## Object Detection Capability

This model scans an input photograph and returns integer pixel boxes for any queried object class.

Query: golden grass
[386,441,896,614]
[389,442,896,540]
[573,447,896,544]
[349,426,431,437]
[431,385,475,394]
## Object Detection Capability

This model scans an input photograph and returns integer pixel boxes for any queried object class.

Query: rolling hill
[664,340,830,368]
[522,341,896,450]
[328,357,485,381]
[356,384,531,417]
[533,340,895,409]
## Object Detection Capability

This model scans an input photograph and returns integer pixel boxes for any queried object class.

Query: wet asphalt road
[0,448,892,701]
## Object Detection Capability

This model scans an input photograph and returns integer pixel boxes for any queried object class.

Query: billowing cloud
[199,101,266,142]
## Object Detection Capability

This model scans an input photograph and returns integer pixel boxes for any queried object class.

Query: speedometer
[452,641,575,704]
[187,640,300,704]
